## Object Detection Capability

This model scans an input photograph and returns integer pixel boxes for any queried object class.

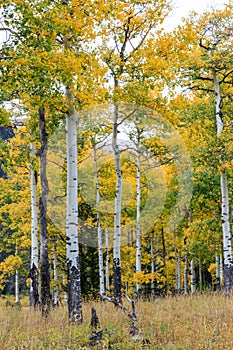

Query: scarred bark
[112,102,122,304]
[213,68,233,291]
[30,145,39,308]
[93,145,105,297]
[66,88,82,323]
[39,108,51,316]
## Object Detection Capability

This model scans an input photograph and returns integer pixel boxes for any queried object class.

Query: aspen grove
[0,0,233,332]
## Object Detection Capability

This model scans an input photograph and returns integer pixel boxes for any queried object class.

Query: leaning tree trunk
[66,86,82,323]
[93,145,105,297]
[39,108,51,316]
[112,101,122,304]
[213,69,233,292]
[29,144,39,308]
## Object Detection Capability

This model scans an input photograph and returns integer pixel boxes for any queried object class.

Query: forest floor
[1,291,233,349]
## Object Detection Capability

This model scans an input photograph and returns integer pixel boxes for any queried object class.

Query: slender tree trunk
[66,87,82,323]
[216,254,220,288]
[220,254,224,286]
[161,226,167,291]
[213,69,233,292]
[93,145,105,297]
[53,241,59,306]
[15,269,19,304]
[39,108,51,316]
[184,255,188,294]
[112,100,122,304]
[136,146,142,296]
[150,232,155,296]
[199,258,202,290]
[190,258,196,294]
[176,250,181,293]
[29,147,39,308]
[105,228,110,292]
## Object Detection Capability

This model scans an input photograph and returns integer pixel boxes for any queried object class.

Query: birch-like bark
[213,68,233,291]
[184,255,188,294]
[215,255,220,288]
[190,258,196,294]
[29,146,39,308]
[105,228,110,292]
[39,108,51,316]
[220,254,224,286]
[150,233,155,296]
[112,101,122,304]
[15,269,19,304]
[53,241,59,306]
[199,258,202,290]
[136,145,142,296]
[66,87,82,323]
[93,145,105,297]
[161,226,167,291]
[176,251,181,293]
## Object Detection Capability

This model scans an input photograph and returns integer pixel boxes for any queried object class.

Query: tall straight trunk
[93,145,105,297]
[112,100,122,304]
[215,254,220,288]
[150,232,155,296]
[29,147,39,308]
[39,108,51,316]
[199,258,202,290]
[66,87,82,323]
[136,146,142,296]
[176,250,181,293]
[105,228,110,292]
[161,226,167,291]
[220,254,224,286]
[213,68,233,291]
[190,258,196,294]
[53,241,59,306]
[184,255,188,294]
[15,269,19,304]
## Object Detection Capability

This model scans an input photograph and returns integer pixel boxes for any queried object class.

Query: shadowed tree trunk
[39,108,51,316]
[112,101,122,305]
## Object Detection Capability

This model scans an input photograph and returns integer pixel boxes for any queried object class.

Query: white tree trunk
[136,147,142,296]
[93,146,105,297]
[150,233,155,296]
[215,254,220,287]
[199,258,202,290]
[15,269,19,304]
[184,255,188,294]
[39,108,51,316]
[176,251,181,293]
[29,146,39,308]
[112,102,122,304]
[220,254,224,286]
[66,91,82,323]
[105,228,110,292]
[190,258,196,294]
[213,68,233,291]
[53,241,59,306]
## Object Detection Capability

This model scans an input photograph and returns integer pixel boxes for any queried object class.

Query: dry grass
[1,291,233,349]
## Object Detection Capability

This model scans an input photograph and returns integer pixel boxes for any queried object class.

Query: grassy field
[1,292,233,349]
